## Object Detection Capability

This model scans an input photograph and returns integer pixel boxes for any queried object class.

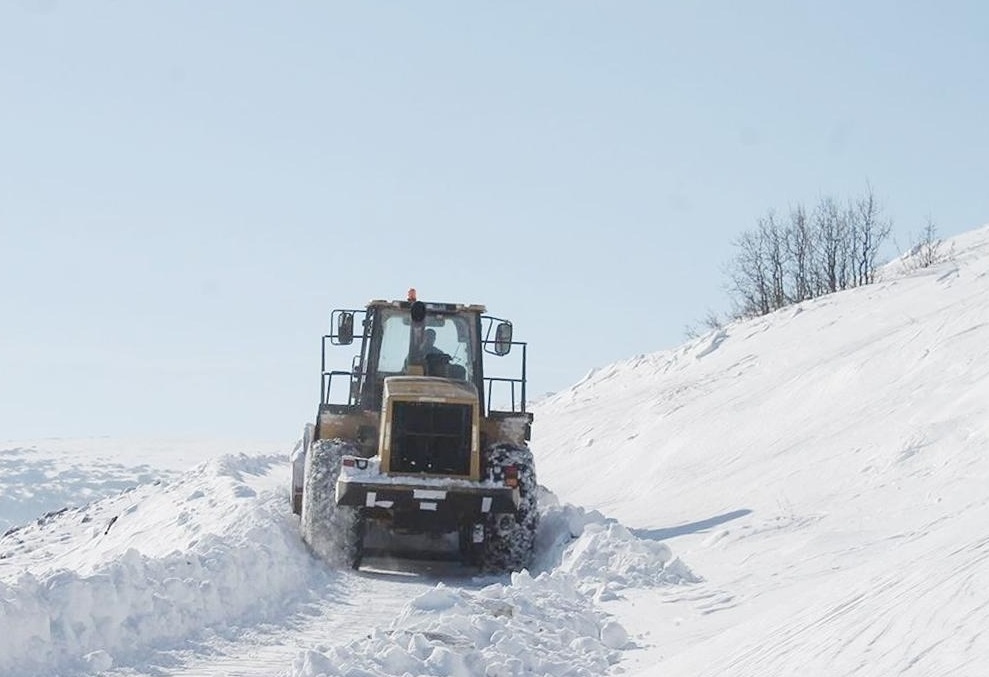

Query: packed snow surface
[2,224,989,675]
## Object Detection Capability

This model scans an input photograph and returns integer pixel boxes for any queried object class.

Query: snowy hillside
[535,224,989,675]
[2,224,989,676]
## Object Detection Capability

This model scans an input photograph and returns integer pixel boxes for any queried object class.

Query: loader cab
[320,295,526,420]
[328,300,485,412]
[362,304,480,406]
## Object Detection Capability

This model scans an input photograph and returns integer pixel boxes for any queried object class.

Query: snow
[0,454,654,676]
[2,223,989,675]
[290,573,624,677]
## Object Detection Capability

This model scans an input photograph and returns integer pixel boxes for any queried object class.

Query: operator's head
[424,328,436,345]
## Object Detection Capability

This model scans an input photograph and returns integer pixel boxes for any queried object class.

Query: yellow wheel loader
[291,290,537,572]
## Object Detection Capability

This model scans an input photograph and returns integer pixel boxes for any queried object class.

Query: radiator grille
[390,401,472,476]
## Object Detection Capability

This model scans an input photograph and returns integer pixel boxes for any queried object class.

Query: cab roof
[366,299,487,314]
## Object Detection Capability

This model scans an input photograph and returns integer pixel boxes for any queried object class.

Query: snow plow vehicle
[291,290,537,572]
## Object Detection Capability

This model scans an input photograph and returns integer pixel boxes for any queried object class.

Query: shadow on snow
[631,509,752,541]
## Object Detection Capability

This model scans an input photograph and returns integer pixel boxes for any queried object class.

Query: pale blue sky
[2,1,987,440]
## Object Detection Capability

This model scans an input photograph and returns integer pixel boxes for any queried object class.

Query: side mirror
[337,312,354,345]
[494,321,513,356]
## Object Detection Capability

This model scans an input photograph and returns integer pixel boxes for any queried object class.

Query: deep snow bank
[534,489,699,596]
[0,453,317,676]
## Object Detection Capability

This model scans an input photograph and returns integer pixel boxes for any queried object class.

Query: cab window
[375,310,475,382]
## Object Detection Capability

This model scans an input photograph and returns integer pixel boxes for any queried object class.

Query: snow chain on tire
[479,443,539,573]
[300,439,364,569]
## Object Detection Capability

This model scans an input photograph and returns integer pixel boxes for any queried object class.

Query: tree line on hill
[688,186,948,337]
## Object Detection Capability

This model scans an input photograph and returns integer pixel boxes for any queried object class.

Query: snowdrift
[0,454,315,674]
[0,451,695,676]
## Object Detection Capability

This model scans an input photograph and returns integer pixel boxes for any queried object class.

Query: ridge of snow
[0,454,317,675]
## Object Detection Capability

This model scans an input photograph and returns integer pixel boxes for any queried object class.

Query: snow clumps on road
[292,573,622,677]
[290,491,700,677]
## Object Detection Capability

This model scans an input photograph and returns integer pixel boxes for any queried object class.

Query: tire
[478,444,539,572]
[300,439,364,569]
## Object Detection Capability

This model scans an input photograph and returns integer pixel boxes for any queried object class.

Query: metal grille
[390,402,472,476]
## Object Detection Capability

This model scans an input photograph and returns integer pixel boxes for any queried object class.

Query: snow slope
[2,224,988,676]
[535,224,989,675]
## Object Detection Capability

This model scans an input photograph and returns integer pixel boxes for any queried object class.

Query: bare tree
[684,308,725,339]
[727,228,772,317]
[849,186,892,285]
[785,203,814,302]
[910,216,948,269]
[813,196,846,294]
[759,211,788,311]
[723,185,899,319]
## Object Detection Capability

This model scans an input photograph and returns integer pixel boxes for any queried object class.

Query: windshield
[376,309,475,382]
